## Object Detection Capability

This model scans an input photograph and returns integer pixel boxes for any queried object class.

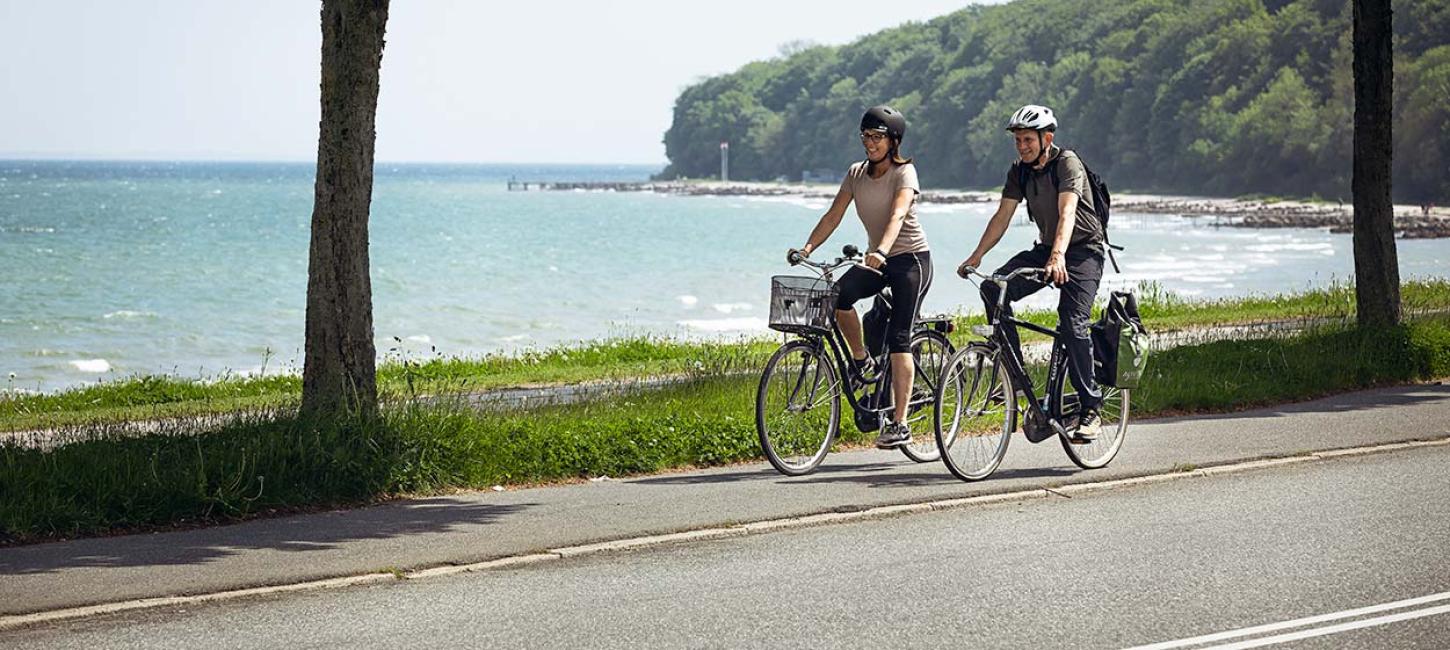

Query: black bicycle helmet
[860,105,907,141]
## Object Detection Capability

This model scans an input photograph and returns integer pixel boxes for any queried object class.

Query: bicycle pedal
[1021,419,1055,444]
[853,409,882,434]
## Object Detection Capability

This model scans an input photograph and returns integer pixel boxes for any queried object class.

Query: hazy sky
[0,1,1000,165]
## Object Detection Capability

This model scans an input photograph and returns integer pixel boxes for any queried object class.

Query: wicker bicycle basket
[768,275,838,335]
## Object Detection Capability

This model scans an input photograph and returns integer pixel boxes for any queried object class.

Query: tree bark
[301,0,390,418]
[1352,0,1400,328]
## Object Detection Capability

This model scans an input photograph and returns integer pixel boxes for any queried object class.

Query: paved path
[2,382,1448,619]
[7,441,1445,648]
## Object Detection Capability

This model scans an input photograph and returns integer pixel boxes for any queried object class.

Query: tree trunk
[301,0,390,418]
[1352,0,1400,328]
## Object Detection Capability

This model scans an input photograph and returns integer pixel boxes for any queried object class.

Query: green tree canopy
[661,0,1449,203]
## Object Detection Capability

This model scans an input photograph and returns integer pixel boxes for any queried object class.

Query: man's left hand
[865,251,886,269]
[1045,251,1068,286]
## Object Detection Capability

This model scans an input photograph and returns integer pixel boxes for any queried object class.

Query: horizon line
[0,156,668,168]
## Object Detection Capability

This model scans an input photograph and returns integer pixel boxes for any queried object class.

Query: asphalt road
[6,383,1449,621]
[5,443,1446,649]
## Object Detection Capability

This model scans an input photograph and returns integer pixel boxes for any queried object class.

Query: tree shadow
[630,461,902,486]
[632,458,1080,489]
[1143,383,1450,424]
[0,497,534,575]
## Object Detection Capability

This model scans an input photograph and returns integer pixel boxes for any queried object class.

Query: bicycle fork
[784,348,824,414]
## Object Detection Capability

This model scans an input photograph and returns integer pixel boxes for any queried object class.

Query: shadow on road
[631,456,1082,489]
[629,461,905,486]
[1142,383,1450,425]
[0,497,534,576]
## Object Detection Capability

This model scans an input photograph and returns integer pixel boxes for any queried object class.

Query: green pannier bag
[1090,291,1150,389]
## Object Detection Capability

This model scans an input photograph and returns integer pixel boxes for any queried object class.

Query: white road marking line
[1122,591,1450,650]
[1201,603,1450,649]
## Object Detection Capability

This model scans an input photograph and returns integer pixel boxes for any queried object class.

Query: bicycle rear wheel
[756,339,841,475]
[1051,368,1129,470]
[897,329,953,463]
[934,343,1015,481]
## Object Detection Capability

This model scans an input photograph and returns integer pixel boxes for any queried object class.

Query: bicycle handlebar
[957,265,1047,317]
[788,244,881,277]
[958,265,1047,285]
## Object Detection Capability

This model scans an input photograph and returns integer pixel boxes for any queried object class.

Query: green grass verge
[3,315,1449,544]
[5,280,1448,430]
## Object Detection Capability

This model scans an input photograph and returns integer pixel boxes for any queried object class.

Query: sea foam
[70,359,112,373]
[678,317,768,332]
[712,302,753,314]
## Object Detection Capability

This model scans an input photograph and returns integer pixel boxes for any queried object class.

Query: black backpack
[1015,149,1122,272]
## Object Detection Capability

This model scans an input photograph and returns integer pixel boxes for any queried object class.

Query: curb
[3,434,1447,631]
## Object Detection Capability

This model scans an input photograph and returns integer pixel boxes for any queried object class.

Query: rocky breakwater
[654,182,998,204]
[1115,196,1450,239]
[535,181,1449,238]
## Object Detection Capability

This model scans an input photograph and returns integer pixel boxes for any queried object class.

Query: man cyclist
[789,105,933,449]
[957,105,1105,440]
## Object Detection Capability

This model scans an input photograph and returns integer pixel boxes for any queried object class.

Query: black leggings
[834,251,933,354]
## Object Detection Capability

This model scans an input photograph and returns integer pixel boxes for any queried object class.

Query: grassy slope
[4,314,1449,543]
[5,280,1447,430]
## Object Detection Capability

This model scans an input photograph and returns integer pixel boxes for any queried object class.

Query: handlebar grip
[787,249,805,266]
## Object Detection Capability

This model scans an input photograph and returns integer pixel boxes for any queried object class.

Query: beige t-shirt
[839,161,929,256]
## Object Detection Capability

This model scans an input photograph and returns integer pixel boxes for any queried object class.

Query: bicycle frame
[776,314,889,420]
[967,265,1077,431]
[985,314,1070,426]
[779,250,929,420]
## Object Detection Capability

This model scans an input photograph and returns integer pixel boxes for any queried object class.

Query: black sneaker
[1075,409,1102,442]
[875,421,911,449]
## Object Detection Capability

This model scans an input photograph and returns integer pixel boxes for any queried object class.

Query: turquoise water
[2,160,1446,393]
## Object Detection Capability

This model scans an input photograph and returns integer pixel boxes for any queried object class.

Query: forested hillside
[661,0,1448,202]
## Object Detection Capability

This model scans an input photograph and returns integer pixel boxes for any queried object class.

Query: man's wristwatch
[872,248,888,259]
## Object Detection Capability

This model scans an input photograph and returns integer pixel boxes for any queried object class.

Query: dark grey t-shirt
[1002,147,1104,249]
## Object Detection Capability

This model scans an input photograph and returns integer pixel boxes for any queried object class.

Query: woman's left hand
[865,251,886,269]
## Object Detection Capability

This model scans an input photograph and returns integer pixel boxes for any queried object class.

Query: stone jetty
[523,180,1449,238]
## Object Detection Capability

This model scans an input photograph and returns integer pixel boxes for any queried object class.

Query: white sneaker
[1075,409,1102,441]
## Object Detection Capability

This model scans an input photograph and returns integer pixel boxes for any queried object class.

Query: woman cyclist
[787,105,933,449]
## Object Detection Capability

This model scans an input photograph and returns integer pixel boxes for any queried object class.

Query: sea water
[1,160,1445,392]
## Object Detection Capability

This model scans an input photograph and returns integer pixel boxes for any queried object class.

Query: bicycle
[756,245,955,476]
[933,266,1129,481]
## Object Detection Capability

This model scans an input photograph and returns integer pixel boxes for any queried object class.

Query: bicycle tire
[1050,362,1129,470]
[934,343,1015,481]
[756,339,841,475]
[897,329,953,463]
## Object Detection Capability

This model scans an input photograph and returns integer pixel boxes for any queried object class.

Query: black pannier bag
[862,294,891,358]
[1090,291,1149,388]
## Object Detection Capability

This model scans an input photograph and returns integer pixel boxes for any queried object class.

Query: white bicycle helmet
[1006,105,1058,132]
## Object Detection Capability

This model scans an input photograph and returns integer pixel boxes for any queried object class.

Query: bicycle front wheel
[934,343,1015,481]
[756,339,841,476]
[1052,370,1129,470]
[898,329,953,463]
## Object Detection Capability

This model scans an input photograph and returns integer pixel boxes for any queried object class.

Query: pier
[507,179,653,192]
